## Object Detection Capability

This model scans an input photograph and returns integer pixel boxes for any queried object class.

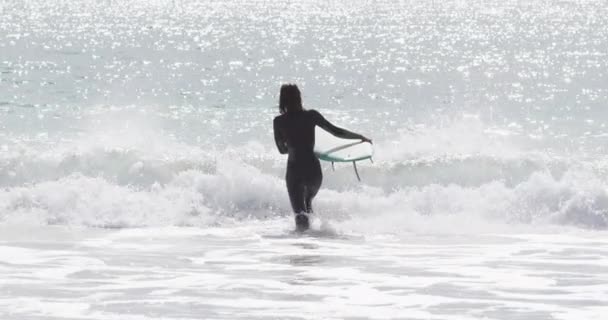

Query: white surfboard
[314,126,373,180]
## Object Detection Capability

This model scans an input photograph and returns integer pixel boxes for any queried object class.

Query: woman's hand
[360,136,372,144]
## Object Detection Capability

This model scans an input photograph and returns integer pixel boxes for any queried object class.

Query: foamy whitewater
[1,0,608,319]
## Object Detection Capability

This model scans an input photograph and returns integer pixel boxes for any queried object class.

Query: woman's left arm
[273,118,288,154]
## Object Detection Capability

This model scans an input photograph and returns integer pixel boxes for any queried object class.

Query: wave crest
[2,151,607,230]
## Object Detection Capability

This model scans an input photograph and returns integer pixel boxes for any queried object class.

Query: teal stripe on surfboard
[313,127,374,163]
[316,153,372,162]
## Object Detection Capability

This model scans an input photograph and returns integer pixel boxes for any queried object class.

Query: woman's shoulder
[275,110,321,121]
[306,109,325,122]
[306,109,321,117]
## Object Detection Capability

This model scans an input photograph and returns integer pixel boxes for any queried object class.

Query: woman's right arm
[311,110,371,142]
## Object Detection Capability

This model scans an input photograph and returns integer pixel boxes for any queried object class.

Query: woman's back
[274,110,317,158]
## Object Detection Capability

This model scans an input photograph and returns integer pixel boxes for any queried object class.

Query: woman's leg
[286,171,306,214]
[286,159,321,231]
[304,160,323,214]
[286,168,310,231]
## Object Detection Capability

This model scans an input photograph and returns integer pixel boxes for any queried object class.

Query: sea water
[1,0,607,319]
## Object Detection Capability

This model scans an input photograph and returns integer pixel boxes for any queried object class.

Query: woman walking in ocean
[273,84,371,231]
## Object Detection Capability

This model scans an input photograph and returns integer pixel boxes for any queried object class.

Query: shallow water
[1,224,607,320]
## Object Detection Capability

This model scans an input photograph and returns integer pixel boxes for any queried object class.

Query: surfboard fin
[353,161,361,181]
[331,161,335,171]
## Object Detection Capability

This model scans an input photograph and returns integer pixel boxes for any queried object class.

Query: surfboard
[314,126,373,181]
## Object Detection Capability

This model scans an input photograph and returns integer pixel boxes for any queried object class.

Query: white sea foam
[1,110,608,230]
[2,142,607,231]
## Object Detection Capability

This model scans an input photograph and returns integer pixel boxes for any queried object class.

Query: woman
[273,84,371,231]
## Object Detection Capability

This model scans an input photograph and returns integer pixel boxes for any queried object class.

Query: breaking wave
[1,140,607,231]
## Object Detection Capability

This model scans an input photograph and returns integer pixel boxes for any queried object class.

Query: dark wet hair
[279,84,303,114]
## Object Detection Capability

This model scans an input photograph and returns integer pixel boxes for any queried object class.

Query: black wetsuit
[273,109,364,217]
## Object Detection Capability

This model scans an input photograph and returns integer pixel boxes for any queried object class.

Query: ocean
[1,0,607,319]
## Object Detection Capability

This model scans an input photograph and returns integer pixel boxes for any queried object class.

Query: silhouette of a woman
[273,84,371,231]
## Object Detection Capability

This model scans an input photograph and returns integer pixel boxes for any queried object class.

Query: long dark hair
[279,84,303,114]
